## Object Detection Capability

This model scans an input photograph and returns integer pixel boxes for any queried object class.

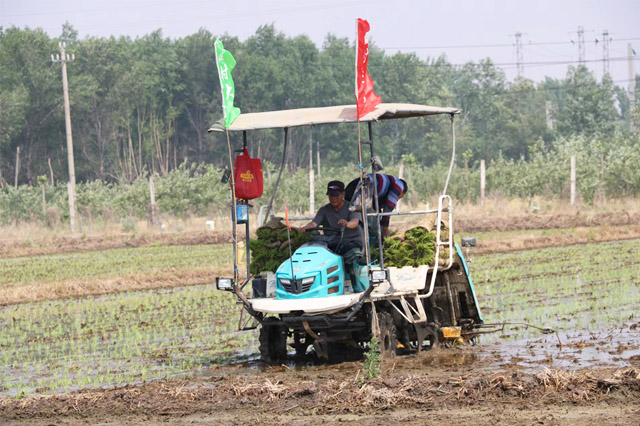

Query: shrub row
[2,135,639,226]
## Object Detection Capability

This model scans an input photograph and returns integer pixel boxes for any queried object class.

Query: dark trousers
[328,240,364,291]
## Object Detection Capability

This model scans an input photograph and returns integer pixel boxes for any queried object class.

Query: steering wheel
[304,226,343,235]
[304,226,345,251]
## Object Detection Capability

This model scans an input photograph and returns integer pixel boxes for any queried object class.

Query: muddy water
[481,322,640,372]
[205,320,640,381]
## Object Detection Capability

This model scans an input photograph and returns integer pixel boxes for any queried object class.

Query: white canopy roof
[208,103,459,133]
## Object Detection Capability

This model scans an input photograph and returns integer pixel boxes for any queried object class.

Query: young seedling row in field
[1,284,251,397]
[1,239,638,397]
[0,244,232,286]
[471,239,640,342]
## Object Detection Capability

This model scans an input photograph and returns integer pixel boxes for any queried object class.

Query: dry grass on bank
[1,197,639,259]
[0,267,231,306]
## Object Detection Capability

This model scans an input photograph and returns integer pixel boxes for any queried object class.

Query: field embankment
[2,209,640,260]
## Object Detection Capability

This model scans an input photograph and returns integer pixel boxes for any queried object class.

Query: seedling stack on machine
[212,20,483,362]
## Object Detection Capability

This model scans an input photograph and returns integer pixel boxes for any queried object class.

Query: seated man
[302,180,364,290]
[346,173,408,240]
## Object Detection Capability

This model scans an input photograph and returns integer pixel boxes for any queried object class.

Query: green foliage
[555,66,618,137]
[1,23,638,219]
[0,185,45,223]
[249,219,310,274]
[1,24,635,187]
[383,226,435,267]
[361,338,381,381]
[155,163,226,217]
[3,128,640,225]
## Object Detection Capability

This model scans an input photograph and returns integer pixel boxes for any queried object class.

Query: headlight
[369,269,387,282]
[216,277,233,290]
[280,278,291,285]
[301,277,315,285]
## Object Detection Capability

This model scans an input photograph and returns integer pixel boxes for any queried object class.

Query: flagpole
[357,121,370,266]
[216,38,241,287]
[225,128,238,285]
[355,19,371,267]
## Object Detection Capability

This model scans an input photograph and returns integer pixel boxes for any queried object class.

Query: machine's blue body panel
[454,243,483,322]
[275,243,368,299]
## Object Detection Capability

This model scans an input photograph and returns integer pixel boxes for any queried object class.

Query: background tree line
[0,23,639,225]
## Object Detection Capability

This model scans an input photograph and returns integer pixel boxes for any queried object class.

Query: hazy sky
[2,0,638,87]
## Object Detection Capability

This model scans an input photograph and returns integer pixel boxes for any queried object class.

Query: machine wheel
[259,317,288,363]
[424,323,442,349]
[377,311,398,358]
[292,331,312,358]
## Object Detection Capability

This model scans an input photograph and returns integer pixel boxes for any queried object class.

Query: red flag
[355,18,381,120]
[285,207,291,231]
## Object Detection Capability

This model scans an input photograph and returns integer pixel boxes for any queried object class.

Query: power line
[493,56,636,69]
[364,55,638,71]
[381,37,640,51]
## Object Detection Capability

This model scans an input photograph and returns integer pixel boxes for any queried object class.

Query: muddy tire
[424,323,441,349]
[259,318,287,363]
[377,311,397,358]
[292,332,312,358]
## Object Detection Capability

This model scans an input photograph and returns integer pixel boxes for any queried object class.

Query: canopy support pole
[264,127,288,222]
[357,122,371,266]
[225,129,238,285]
[443,114,456,196]
[368,121,385,271]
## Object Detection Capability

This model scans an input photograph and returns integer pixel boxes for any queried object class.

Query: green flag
[215,39,241,128]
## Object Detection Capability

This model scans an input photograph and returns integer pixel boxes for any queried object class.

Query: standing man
[374,173,408,238]
[345,173,408,239]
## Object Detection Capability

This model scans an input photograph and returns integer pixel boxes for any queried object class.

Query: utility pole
[545,101,554,130]
[577,26,586,64]
[570,155,576,206]
[629,43,636,107]
[316,140,321,177]
[51,42,78,234]
[308,130,314,214]
[513,32,524,78]
[601,30,611,75]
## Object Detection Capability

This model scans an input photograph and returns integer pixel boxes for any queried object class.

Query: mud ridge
[1,365,638,423]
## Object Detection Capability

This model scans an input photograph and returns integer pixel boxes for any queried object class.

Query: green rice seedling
[471,239,639,342]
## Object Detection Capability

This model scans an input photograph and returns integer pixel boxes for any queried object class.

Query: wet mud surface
[2,324,639,425]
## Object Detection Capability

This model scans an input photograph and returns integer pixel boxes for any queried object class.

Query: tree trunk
[48,158,55,185]
[137,108,144,178]
[127,123,137,181]
[96,117,105,180]
[14,146,20,188]
[185,107,203,164]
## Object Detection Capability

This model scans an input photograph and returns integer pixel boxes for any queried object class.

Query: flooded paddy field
[1,238,639,424]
